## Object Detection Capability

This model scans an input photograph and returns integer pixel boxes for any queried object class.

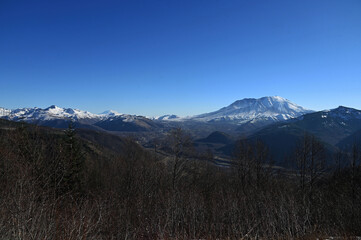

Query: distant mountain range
[0,96,312,132]
[0,105,158,132]
[0,105,106,122]
[3,96,361,165]
[1,97,361,145]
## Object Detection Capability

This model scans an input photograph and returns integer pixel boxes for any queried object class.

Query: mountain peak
[101,110,122,116]
[47,105,60,109]
[192,96,313,123]
[154,114,180,121]
[335,106,353,110]
[261,96,287,101]
[230,96,289,108]
[328,106,361,118]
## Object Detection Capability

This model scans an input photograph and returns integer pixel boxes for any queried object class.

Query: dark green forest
[0,119,360,239]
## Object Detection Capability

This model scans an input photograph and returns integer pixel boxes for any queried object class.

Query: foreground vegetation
[0,122,360,239]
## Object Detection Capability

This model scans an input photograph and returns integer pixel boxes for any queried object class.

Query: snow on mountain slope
[100,110,122,117]
[0,97,312,127]
[153,114,181,121]
[0,105,100,122]
[247,105,361,147]
[327,106,361,120]
[0,108,11,117]
[191,96,313,123]
[0,105,154,127]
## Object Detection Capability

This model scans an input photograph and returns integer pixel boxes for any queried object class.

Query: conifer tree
[61,121,84,194]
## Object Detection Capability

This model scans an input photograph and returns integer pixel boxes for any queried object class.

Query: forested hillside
[0,119,360,239]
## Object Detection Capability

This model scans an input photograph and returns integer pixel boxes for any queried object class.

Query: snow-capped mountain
[100,110,122,117]
[0,97,313,133]
[0,105,163,132]
[0,106,143,122]
[0,105,101,122]
[191,96,313,124]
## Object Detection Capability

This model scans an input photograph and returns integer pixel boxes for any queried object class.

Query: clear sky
[1,0,361,117]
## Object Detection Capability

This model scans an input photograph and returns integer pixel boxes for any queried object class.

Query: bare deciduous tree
[166,128,193,190]
[295,133,326,193]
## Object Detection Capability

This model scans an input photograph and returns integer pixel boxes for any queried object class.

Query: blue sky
[1,0,361,116]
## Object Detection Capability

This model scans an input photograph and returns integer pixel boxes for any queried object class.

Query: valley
[2,96,361,167]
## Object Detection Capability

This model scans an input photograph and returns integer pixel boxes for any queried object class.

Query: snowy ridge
[0,105,143,123]
[191,96,313,123]
[153,114,181,121]
[0,107,11,117]
[0,105,100,122]
[0,97,313,125]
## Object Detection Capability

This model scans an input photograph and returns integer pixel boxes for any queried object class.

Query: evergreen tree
[60,121,85,195]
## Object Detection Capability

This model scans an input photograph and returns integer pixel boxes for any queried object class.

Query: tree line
[0,124,360,239]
